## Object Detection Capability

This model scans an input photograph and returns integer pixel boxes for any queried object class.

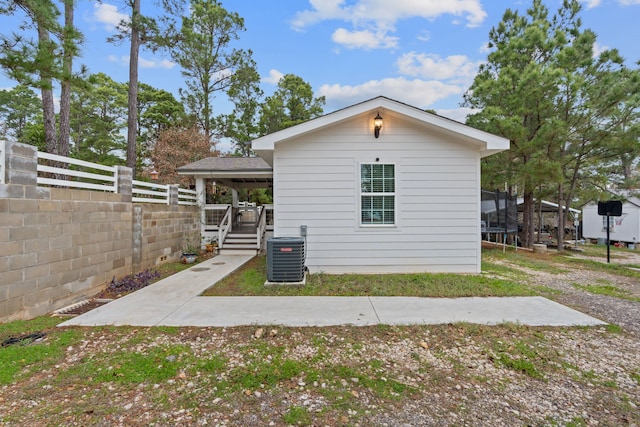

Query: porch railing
[201,203,273,250]
[217,205,232,249]
[264,204,274,231]
[256,205,267,250]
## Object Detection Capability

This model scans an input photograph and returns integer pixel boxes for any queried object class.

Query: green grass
[227,357,307,390]
[481,260,529,280]
[573,244,633,259]
[283,406,312,426]
[604,323,624,334]
[490,339,551,380]
[203,255,535,297]
[0,316,62,338]
[204,244,640,298]
[0,319,637,426]
[0,317,82,385]
[563,254,640,279]
[483,247,569,274]
[61,343,191,385]
[572,283,640,302]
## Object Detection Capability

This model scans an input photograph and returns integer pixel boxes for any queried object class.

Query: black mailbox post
[598,200,623,263]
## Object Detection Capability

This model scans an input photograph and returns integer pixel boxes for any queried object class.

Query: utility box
[267,237,305,282]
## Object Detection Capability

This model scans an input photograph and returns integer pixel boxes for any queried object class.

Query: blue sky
[2,0,640,126]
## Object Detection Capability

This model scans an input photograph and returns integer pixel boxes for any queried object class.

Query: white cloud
[291,0,349,29]
[582,0,640,5]
[396,52,482,82]
[317,77,463,111]
[108,55,174,69]
[592,41,609,58]
[139,58,175,69]
[107,54,128,66]
[93,3,129,31]
[416,30,430,42]
[479,42,491,54]
[263,69,284,85]
[292,0,487,30]
[332,28,399,49]
[580,0,601,8]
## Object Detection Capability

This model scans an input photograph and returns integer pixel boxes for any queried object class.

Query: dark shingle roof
[177,156,272,172]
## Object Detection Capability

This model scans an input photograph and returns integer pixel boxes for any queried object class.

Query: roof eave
[251,96,510,157]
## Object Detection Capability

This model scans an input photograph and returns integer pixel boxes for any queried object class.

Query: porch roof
[177,156,273,188]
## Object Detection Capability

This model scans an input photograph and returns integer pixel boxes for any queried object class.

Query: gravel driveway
[523,250,640,336]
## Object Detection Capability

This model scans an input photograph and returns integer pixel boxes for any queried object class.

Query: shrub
[107,269,160,294]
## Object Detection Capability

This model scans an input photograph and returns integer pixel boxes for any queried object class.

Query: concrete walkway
[60,255,606,328]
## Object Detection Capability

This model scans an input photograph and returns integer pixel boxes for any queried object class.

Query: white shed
[582,198,640,245]
[252,96,509,273]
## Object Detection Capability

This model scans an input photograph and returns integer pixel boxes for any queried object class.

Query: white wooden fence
[35,151,197,205]
[37,152,118,192]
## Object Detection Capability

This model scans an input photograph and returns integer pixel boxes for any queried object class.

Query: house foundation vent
[267,237,305,282]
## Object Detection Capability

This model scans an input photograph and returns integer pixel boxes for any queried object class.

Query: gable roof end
[252,96,510,165]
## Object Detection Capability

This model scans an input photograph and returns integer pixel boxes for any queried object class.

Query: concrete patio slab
[160,296,379,327]
[59,254,607,328]
[369,296,606,327]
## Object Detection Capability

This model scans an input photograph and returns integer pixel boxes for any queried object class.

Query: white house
[582,198,640,245]
[178,96,510,273]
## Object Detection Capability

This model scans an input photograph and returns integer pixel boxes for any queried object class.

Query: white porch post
[196,178,206,237]
[232,187,239,208]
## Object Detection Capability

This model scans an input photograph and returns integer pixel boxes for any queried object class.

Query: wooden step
[221,228,261,255]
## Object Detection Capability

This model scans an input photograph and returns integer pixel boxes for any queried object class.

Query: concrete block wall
[0,188,134,321]
[0,141,200,322]
[134,204,200,272]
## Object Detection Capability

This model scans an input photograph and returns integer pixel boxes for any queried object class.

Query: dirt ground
[1,248,639,426]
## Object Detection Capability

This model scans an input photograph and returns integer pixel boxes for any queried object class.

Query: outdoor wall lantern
[373,112,383,138]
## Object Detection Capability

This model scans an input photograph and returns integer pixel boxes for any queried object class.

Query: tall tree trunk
[36,21,57,154]
[57,0,74,159]
[126,0,141,176]
[522,192,535,248]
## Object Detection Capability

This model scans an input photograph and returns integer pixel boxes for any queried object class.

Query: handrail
[218,205,232,249]
[256,205,267,250]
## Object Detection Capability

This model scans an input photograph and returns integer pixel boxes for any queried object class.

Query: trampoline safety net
[481,190,518,234]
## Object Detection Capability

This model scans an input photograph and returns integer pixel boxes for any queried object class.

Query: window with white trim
[360,163,395,225]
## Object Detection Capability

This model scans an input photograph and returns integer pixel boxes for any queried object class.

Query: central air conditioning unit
[266,237,305,282]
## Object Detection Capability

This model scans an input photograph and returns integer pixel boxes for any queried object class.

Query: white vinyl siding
[360,163,395,226]
[272,114,483,274]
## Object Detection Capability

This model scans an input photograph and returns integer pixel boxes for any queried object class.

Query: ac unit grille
[267,237,305,282]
